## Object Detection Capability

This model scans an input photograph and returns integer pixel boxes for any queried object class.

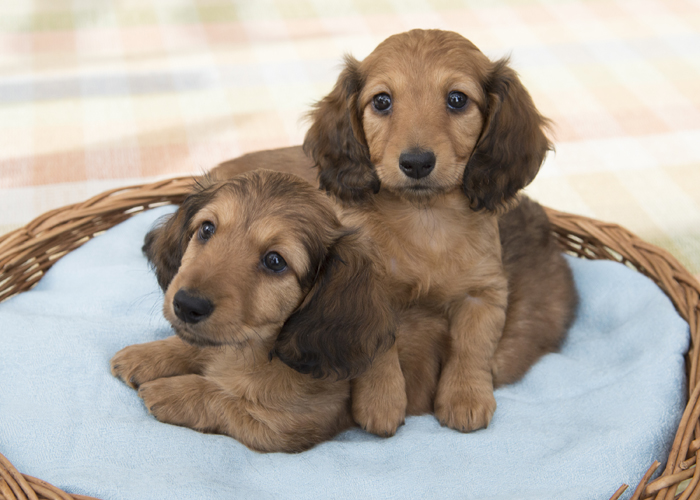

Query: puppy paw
[352,375,407,437]
[110,344,162,389]
[434,383,496,433]
[354,393,407,437]
[138,376,211,431]
[111,337,198,389]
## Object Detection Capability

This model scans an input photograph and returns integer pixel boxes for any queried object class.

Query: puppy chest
[350,197,501,300]
[380,224,484,301]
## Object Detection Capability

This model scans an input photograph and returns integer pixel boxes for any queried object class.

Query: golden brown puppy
[213,156,576,437]
[110,170,397,453]
[110,169,571,451]
[214,29,578,437]
[296,28,559,435]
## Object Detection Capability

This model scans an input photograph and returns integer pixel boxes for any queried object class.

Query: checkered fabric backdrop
[1,0,699,276]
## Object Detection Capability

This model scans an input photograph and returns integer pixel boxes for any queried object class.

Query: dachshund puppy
[110,169,572,451]
[220,29,577,437]
[214,152,576,437]
[110,170,396,453]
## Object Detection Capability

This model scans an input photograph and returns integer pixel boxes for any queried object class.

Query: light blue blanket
[0,206,689,500]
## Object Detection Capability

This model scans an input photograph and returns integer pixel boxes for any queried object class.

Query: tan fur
[358,43,486,199]
[351,344,407,436]
[112,171,378,453]
[208,29,577,437]
[210,150,577,437]
[112,169,521,451]
[301,29,568,434]
[337,191,507,432]
[213,146,316,185]
[112,335,352,453]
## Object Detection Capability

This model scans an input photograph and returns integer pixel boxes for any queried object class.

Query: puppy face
[358,33,487,199]
[158,174,340,347]
[304,29,551,211]
[143,170,396,377]
[164,184,334,345]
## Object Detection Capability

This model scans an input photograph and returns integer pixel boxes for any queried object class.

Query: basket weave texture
[0,177,698,500]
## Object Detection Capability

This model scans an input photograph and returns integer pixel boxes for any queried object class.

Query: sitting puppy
[110,170,394,453]
[212,29,578,437]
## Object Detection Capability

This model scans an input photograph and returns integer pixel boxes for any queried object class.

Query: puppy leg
[352,343,407,437]
[396,310,449,416]
[138,375,314,453]
[434,284,507,432]
[138,374,226,433]
[110,335,208,389]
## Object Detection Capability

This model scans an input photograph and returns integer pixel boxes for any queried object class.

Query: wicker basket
[0,177,698,500]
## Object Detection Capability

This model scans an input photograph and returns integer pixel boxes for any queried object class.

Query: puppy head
[143,170,394,377]
[304,29,551,211]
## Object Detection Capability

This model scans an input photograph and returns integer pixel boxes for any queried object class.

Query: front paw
[353,386,407,437]
[138,376,213,432]
[111,344,160,389]
[434,383,496,433]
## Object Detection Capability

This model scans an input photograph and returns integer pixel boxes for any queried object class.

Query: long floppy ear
[303,55,379,203]
[271,233,396,380]
[463,58,551,212]
[142,184,216,291]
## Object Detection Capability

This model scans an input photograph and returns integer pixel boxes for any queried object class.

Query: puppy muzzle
[172,288,214,324]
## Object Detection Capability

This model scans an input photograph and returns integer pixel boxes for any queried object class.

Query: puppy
[215,153,576,435]
[110,169,570,451]
[110,170,396,453]
[214,29,578,436]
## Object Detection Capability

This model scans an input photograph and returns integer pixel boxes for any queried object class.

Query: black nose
[399,150,436,179]
[173,289,214,324]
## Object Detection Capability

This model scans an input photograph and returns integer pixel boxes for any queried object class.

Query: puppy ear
[272,233,396,380]
[303,55,379,202]
[463,58,551,212]
[142,184,216,291]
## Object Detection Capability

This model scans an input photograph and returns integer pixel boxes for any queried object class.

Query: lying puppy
[110,170,393,452]
[212,29,578,436]
[111,170,574,452]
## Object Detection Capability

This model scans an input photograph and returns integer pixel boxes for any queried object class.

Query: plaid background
[1,0,698,277]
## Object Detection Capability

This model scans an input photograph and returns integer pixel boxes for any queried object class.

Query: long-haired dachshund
[110,169,571,452]
[212,29,578,437]
[110,170,394,452]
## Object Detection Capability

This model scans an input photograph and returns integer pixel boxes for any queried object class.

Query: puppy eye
[447,91,468,110]
[198,221,216,241]
[263,252,287,273]
[372,93,392,112]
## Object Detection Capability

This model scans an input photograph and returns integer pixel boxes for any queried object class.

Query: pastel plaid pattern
[1,0,699,275]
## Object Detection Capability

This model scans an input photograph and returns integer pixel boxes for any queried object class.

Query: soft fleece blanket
[0,206,690,500]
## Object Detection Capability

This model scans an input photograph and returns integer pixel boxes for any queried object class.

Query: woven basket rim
[0,176,698,500]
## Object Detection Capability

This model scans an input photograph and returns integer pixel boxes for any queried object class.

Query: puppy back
[492,196,578,386]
